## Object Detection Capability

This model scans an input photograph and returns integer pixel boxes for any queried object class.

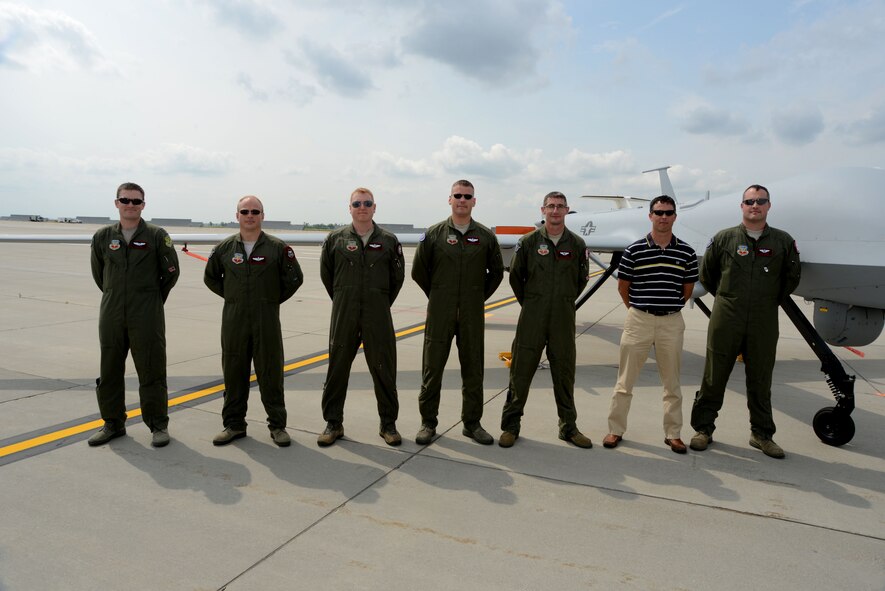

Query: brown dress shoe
[665,438,688,454]
[602,434,622,449]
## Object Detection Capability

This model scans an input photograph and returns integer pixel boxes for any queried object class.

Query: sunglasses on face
[239,209,261,215]
[117,197,144,206]
[351,200,374,208]
[451,193,474,200]
[651,209,676,216]
[742,198,770,206]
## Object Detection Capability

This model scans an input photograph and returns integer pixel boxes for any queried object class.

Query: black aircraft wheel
[812,407,855,447]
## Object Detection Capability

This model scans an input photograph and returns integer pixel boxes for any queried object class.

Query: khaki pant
[608,307,685,439]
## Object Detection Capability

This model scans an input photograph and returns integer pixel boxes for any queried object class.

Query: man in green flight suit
[316,188,406,447]
[690,184,801,458]
[205,195,304,447]
[88,182,179,448]
[499,191,593,449]
[412,179,505,445]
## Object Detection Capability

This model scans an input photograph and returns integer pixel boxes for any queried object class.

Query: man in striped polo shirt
[602,195,698,454]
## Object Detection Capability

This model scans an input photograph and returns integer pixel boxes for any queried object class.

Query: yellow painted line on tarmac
[0,296,521,461]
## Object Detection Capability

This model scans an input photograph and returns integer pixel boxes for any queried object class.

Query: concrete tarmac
[0,222,883,590]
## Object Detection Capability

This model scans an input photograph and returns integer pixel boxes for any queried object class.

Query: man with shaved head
[317,188,405,447]
[205,195,304,447]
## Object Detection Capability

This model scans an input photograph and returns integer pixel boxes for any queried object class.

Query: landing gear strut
[694,296,856,446]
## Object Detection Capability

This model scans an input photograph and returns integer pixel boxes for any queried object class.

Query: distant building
[149,218,201,227]
[76,216,113,224]
[378,223,427,234]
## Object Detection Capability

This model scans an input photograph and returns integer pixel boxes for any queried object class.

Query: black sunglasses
[651,209,676,217]
[351,200,374,208]
[451,193,474,200]
[239,209,261,215]
[117,197,144,206]
[742,198,770,206]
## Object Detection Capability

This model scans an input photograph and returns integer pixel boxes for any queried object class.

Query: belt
[633,308,680,316]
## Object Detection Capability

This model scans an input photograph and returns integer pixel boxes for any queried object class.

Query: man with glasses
[316,188,405,447]
[690,184,801,458]
[204,196,304,447]
[88,182,180,447]
[412,180,504,445]
[499,191,592,449]
[602,195,698,454]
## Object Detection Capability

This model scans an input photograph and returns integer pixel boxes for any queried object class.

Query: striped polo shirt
[618,234,698,312]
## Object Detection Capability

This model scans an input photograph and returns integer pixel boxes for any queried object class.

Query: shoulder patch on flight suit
[737,244,749,256]
[109,239,121,251]
[538,243,549,256]
[446,234,458,245]
[418,232,426,242]
[232,253,244,264]
[397,244,403,256]
[705,238,713,249]
[465,236,480,245]
[164,235,173,248]
[285,246,297,260]
[793,240,800,254]
[130,240,148,250]
[514,242,521,253]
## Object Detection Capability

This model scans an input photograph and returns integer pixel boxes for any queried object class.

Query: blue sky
[1,0,883,225]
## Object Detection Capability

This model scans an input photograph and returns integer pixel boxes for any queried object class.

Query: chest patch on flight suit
[465,236,480,246]
[538,243,549,256]
[109,240,121,251]
[557,250,573,259]
[346,240,358,252]
[130,240,148,250]
[737,244,749,256]
[367,242,383,250]
[232,253,245,264]
[756,247,773,257]
[250,256,267,265]
[446,234,458,245]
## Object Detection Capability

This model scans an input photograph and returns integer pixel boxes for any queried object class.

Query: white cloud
[236,72,269,101]
[0,144,233,176]
[201,0,282,39]
[370,136,635,185]
[296,39,374,97]
[401,0,569,86]
[143,144,233,175]
[0,3,116,73]
[840,106,885,145]
[770,103,824,145]
[678,103,750,137]
[431,136,530,177]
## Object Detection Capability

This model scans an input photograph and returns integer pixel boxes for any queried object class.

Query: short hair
[351,187,374,200]
[543,191,568,207]
[649,195,676,212]
[116,182,144,199]
[743,184,770,199]
[236,195,264,211]
[451,179,474,192]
